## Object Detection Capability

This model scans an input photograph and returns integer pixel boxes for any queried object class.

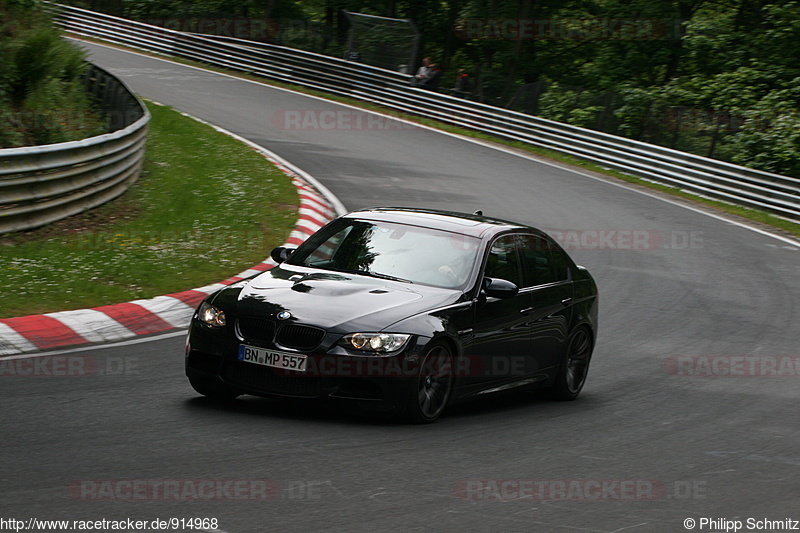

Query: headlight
[340,333,411,353]
[197,301,226,327]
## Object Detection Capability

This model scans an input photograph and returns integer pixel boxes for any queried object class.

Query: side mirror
[270,246,296,264]
[482,277,519,299]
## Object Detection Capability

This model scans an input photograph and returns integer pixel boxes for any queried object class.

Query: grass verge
[71,35,800,239]
[0,101,299,318]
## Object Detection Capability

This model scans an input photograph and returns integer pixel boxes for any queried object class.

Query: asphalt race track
[1,41,799,533]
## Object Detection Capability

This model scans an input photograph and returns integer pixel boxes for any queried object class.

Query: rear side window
[548,240,571,282]
[518,234,558,287]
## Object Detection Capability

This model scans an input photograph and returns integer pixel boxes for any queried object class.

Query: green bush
[0,0,105,148]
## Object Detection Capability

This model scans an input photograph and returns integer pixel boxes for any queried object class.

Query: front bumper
[185,320,429,413]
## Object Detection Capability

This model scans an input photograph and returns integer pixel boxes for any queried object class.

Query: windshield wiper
[364,270,413,283]
[332,268,413,283]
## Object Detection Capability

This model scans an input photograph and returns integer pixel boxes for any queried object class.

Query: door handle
[520,307,535,314]
[561,298,573,307]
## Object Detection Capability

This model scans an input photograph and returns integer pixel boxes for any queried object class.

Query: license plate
[238,345,307,372]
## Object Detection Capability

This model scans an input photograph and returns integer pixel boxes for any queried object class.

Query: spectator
[419,62,443,91]
[451,68,471,97]
[411,57,432,87]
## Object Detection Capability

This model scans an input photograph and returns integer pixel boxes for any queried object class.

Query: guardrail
[53,3,800,221]
[0,65,149,234]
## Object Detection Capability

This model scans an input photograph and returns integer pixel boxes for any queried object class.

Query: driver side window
[484,235,522,287]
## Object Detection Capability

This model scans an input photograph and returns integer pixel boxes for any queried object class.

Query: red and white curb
[0,112,343,356]
[0,175,335,356]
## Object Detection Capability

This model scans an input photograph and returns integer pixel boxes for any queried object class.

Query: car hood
[233,265,462,332]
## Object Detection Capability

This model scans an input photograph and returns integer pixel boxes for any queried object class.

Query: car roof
[341,207,533,238]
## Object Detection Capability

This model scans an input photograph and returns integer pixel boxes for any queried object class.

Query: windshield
[288,219,481,289]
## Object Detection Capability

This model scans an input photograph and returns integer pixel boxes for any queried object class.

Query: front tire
[406,342,454,423]
[547,327,593,401]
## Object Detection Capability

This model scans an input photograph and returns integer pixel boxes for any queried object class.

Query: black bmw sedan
[185,207,598,423]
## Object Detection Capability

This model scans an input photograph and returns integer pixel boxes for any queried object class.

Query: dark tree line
[56,0,800,176]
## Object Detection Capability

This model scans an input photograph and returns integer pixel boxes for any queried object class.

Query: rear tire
[189,377,241,401]
[547,327,593,401]
[406,343,454,424]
